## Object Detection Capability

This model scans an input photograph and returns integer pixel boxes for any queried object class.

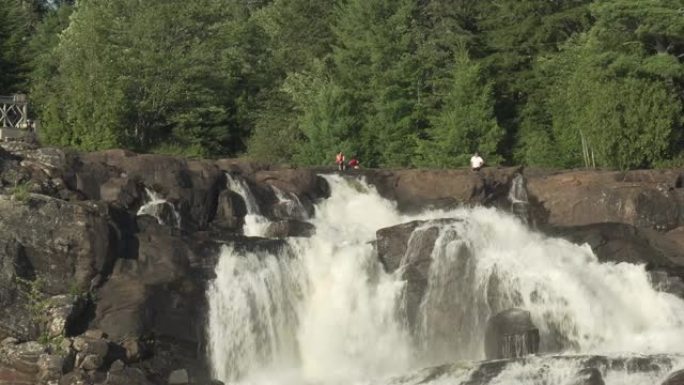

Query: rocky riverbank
[0,142,683,385]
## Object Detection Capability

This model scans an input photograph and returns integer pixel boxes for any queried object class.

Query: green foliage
[11,180,32,202]
[8,0,683,169]
[415,50,504,168]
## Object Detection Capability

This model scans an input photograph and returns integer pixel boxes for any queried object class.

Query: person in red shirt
[348,156,360,169]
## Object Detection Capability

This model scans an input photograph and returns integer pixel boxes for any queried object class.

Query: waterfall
[271,185,310,220]
[136,188,181,228]
[225,173,270,236]
[207,175,684,385]
[507,174,529,223]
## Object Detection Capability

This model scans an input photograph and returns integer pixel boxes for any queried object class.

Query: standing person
[348,155,360,169]
[335,152,346,171]
[470,151,484,171]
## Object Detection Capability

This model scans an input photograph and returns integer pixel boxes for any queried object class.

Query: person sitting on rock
[470,151,484,171]
[348,156,360,169]
[335,152,346,171]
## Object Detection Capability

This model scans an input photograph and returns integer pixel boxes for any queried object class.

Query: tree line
[2,0,683,169]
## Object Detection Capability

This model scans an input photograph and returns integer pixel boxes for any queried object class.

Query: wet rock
[662,369,684,385]
[212,190,244,231]
[77,151,223,231]
[376,219,460,330]
[546,223,684,267]
[264,220,315,238]
[572,368,605,385]
[484,308,540,359]
[168,368,189,385]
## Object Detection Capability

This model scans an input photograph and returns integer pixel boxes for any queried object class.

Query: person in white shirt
[470,152,484,171]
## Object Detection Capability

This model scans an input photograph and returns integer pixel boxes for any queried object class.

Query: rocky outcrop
[663,369,684,385]
[376,219,461,330]
[525,169,684,230]
[362,167,522,212]
[484,308,540,360]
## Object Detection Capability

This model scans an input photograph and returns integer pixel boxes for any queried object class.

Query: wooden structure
[0,94,34,140]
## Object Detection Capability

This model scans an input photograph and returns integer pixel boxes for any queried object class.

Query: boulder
[168,368,189,385]
[662,369,684,385]
[211,190,245,232]
[0,195,111,295]
[546,223,684,268]
[264,220,315,238]
[572,368,605,385]
[362,167,521,212]
[376,219,459,330]
[46,295,88,338]
[484,308,540,359]
[76,151,224,231]
[37,353,64,383]
[525,169,683,230]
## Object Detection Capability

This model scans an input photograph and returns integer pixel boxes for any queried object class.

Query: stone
[83,330,106,340]
[572,368,605,385]
[525,169,682,230]
[0,196,111,295]
[78,354,102,371]
[4,341,46,373]
[264,220,315,238]
[662,369,684,385]
[121,338,142,362]
[72,337,108,358]
[168,369,189,385]
[37,353,64,383]
[375,219,461,330]
[0,338,18,347]
[47,295,83,338]
[484,308,540,359]
[100,177,140,209]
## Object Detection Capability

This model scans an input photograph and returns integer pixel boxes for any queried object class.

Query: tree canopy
[1,0,682,169]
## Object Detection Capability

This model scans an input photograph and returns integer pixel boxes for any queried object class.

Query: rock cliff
[0,142,683,384]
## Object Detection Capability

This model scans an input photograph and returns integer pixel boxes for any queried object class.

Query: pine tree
[415,49,503,168]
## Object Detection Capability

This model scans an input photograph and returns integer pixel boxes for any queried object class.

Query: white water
[225,173,270,236]
[136,187,181,228]
[207,175,684,385]
[272,185,310,220]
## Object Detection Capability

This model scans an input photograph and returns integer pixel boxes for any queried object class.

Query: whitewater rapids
[206,174,684,385]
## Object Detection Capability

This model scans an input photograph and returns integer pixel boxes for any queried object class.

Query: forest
[1,0,683,169]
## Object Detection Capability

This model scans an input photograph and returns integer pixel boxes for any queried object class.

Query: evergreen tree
[34,0,264,155]
[415,49,503,168]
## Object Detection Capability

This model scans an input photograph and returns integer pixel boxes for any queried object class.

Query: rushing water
[206,175,684,385]
[225,173,270,236]
[136,187,181,228]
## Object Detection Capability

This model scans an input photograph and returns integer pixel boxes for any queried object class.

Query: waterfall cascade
[207,175,684,385]
[271,185,310,220]
[225,173,270,236]
[507,174,529,224]
[136,187,181,228]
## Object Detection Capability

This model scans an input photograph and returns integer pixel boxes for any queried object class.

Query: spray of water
[207,174,684,385]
